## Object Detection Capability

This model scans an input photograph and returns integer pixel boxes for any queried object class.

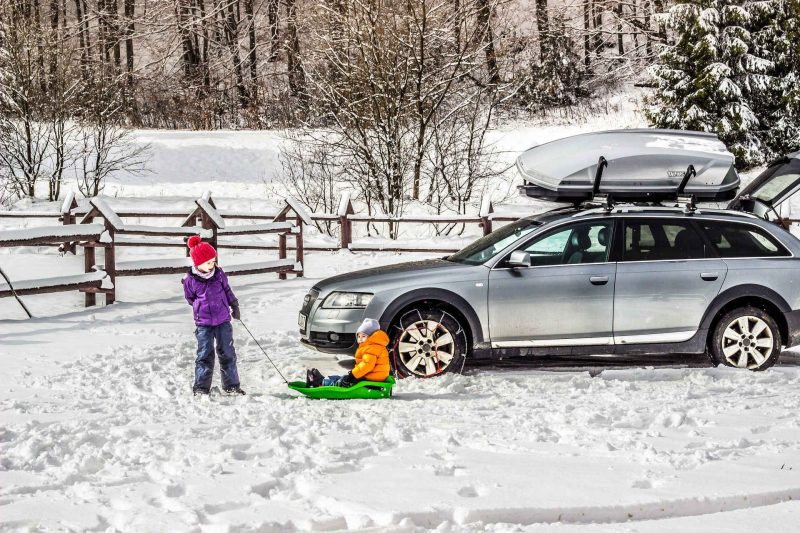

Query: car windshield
[447,218,542,265]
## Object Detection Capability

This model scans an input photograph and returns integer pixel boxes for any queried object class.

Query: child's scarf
[192,266,215,280]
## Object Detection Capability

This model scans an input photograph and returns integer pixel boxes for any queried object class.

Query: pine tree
[646,0,762,168]
[749,0,800,158]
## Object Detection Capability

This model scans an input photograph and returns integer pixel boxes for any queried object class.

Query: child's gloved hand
[338,372,357,388]
[231,305,241,320]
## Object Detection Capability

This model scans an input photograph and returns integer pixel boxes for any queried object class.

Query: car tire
[710,306,781,371]
[390,306,469,378]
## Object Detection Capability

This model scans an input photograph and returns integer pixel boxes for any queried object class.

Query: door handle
[701,272,719,281]
[590,276,609,285]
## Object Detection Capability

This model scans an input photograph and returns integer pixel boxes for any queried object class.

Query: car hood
[314,259,478,293]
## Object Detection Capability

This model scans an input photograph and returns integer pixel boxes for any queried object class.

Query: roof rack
[584,156,614,211]
[582,160,701,213]
[675,164,697,212]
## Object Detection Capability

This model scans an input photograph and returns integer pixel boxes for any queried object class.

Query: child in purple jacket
[183,236,245,396]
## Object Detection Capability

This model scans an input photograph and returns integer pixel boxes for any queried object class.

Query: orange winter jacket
[352,330,391,381]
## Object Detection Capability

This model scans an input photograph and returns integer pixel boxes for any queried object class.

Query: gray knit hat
[357,318,381,336]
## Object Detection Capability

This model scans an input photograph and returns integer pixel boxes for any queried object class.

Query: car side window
[514,221,613,267]
[699,220,791,258]
[623,219,705,261]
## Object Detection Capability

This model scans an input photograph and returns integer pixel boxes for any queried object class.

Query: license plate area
[298,313,307,330]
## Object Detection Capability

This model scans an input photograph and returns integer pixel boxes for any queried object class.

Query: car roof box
[517,129,740,203]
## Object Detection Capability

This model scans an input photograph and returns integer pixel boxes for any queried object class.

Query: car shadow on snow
[467,350,800,375]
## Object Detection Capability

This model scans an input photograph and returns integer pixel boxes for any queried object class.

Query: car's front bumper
[299,300,365,353]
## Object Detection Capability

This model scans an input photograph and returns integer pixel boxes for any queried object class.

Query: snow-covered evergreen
[648,0,800,166]
[646,0,763,167]
[749,0,800,158]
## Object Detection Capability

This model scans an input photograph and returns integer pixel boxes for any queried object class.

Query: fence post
[104,224,116,305]
[295,213,304,278]
[479,193,494,236]
[60,191,77,226]
[84,244,96,307]
[60,191,78,254]
[337,192,354,249]
[275,211,288,280]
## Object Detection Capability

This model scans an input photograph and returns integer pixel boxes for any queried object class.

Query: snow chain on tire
[390,306,469,379]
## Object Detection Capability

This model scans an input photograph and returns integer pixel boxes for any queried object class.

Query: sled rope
[237,318,288,384]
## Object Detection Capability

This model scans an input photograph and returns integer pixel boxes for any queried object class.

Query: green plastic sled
[288,376,395,400]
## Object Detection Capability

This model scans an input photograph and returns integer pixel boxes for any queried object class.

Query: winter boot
[223,386,246,395]
[306,368,325,388]
[193,387,210,396]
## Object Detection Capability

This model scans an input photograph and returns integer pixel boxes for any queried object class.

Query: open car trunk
[517,129,740,202]
[728,152,800,222]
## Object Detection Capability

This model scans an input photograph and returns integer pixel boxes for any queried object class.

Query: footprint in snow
[457,485,479,497]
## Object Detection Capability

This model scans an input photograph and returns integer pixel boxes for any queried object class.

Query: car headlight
[322,292,373,309]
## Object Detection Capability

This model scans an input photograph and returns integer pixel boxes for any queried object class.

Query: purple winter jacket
[182,268,238,326]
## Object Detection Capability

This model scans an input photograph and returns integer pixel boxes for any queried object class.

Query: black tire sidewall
[711,306,781,371]
[390,307,468,378]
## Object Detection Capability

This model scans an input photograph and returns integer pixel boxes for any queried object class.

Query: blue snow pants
[194,321,240,391]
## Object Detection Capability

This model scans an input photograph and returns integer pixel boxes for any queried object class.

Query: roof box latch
[676,164,697,212]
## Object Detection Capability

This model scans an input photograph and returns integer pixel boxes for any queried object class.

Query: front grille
[310,332,356,350]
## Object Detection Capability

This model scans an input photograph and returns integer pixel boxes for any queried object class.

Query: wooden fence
[0,192,306,308]
[0,190,524,311]
[0,191,517,254]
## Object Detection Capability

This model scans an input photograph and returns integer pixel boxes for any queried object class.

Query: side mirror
[508,250,531,268]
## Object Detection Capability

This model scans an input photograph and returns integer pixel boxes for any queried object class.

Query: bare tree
[0,13,54,199]
[278,130,340,235]
[74,120,148,197]
[279,0,506,238]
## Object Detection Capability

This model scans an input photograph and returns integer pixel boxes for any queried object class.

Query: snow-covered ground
[3,95,800,531]
[2,248,800,532]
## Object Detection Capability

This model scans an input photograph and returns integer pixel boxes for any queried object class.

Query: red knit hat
[187,235,217,266]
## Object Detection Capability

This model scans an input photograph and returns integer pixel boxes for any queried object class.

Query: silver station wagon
[299,131,800,376]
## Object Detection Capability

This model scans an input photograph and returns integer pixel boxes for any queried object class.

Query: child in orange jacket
[306,318,390,387]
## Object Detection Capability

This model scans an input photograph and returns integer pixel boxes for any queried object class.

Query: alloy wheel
[721,315,774,369]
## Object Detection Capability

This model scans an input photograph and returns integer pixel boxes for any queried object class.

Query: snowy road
[2,250,800,532]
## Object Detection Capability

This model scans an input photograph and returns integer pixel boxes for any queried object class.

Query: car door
[613,217,727,345]
[488,219,617,347]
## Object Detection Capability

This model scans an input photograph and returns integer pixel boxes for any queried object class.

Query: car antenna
[590,156,613,211]
[676,164,697,212]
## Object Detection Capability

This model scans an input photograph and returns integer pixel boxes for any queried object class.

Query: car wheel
[711,306,781,371]
[391,306,469,378]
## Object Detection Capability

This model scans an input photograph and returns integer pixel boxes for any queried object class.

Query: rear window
[623,219,706,261]
[748,158,800,204]
[699,221,791,258]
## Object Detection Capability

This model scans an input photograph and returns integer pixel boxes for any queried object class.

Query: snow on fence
[0,226,111,300]
[0,193,306,311]
[0,191,520,257]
